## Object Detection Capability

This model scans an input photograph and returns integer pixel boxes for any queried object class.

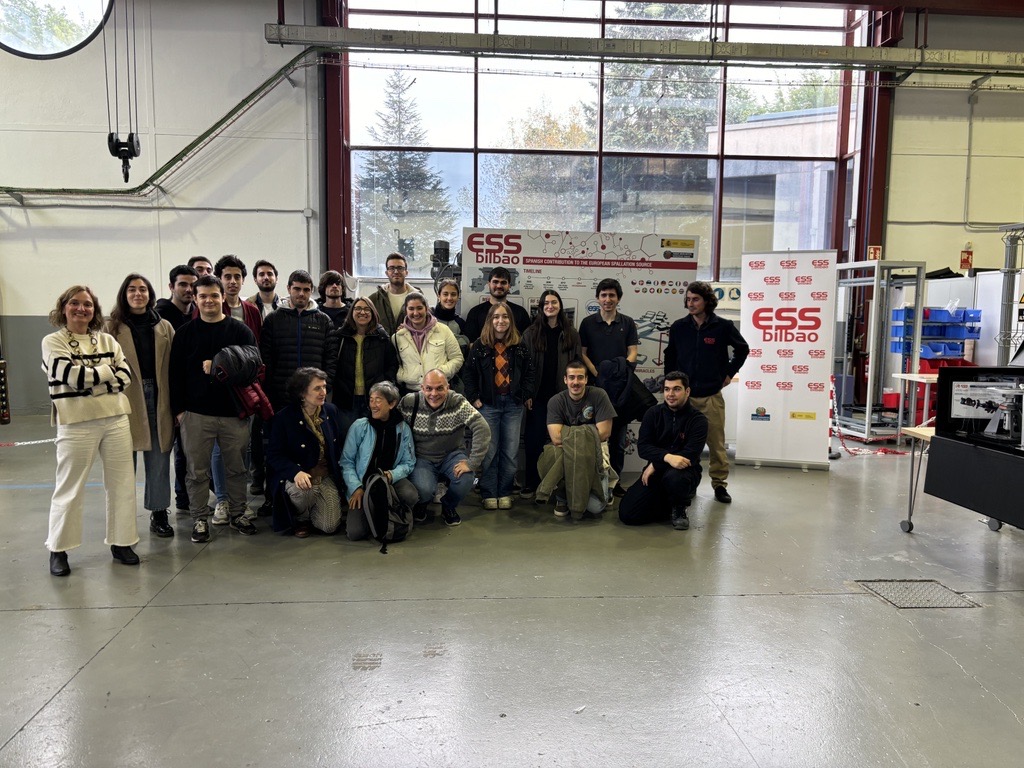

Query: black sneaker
[149,510,174,538]
[191,519,211,543]
[714,486,732,504]
[612,483,628,498]
[229,515,258,535]
[413,504,430,524]
[671,508,690,530]
[441,505,462,527]
[249,481,264,496]
[257,499,274,517]
[519,487,536,500]
[110,545,140,565]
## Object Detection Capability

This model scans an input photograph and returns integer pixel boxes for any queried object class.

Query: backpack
[363,470,413,554]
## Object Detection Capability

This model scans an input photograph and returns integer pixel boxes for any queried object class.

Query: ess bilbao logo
[812,259,830,268]
[764,276,782,286]
[745,381,762,390]
[779,291,796,301]
[808,349,827,359]
[795,275,813,285]
[777,349,795,358]
[749,260,766,270]
[791,365,810,375]
[811,291,829,301]
[761,364,778,374]
[747,292,765,301]
[466,232,523,264]
[776,381,794,391]
[780,259,798,269]
[751,307,822,343]
[748,349,763,358]
[808,382,826,392]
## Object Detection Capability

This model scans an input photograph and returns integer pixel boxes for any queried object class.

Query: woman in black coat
[267,367,347,537]
[331,296,399,430]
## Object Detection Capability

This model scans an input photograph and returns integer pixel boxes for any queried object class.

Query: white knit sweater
[41,330,133,426]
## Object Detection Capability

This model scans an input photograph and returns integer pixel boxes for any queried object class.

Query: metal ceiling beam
[265,25,1024,76]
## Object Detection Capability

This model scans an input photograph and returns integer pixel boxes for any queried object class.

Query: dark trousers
[173,425,189,509]
[609,415,629,477]
[618,465,701,526]
[523,399,550,491]
[250,414,265,486]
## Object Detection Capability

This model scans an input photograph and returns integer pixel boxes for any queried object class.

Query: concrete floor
[2,415,1023,767]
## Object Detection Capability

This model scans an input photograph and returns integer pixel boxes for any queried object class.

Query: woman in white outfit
[42,286,139,577]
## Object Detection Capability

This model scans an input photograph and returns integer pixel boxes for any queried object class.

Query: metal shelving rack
[834,261,926,442]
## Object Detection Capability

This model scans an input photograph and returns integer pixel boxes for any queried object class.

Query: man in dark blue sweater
[664,281,749,504]
[618,372,708,531]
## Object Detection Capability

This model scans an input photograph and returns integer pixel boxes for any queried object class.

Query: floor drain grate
[857,579,980,609]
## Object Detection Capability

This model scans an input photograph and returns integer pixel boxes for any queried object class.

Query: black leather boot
[149,509,174,538]
[110,545,140,565]
[49,551,70,577]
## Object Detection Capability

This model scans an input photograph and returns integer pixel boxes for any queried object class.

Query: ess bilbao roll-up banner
[461,228,699,471]
[735,251,836,471]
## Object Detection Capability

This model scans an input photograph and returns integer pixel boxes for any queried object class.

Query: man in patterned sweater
[399,369,491,527]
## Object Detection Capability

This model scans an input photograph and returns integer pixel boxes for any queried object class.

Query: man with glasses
[369,252,415,335]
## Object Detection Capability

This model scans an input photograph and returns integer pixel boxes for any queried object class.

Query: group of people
[41,250,749,577]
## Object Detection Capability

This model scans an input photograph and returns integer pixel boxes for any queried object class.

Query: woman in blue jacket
[267,367,347,537]
[464,303,536,510]
[341,380,418,541]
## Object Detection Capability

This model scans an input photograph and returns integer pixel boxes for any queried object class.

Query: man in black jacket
[618,372,708,531]
[664,281,749,504]
[257,270,338,511]
[170,275,259,542]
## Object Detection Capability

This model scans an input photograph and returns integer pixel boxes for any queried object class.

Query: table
[892,372,939,435]
[900,426,934,533]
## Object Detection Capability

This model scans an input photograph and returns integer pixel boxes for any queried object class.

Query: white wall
[887,15,1024,272]
[0,0,320,412]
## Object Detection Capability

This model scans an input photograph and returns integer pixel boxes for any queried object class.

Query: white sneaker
[498,496,513,510]
[212,501,230,526]
[482,498,498,510]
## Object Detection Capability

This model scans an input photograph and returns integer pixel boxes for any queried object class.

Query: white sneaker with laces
[212,501,230,526]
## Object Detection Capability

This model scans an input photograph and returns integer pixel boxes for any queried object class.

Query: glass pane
[606,2,712,23]
[483,0,601,18]
[479,58,598,150]
[478,18,600,36]
[602,156,716,280]
[349,55,474,148]
[478,153,597,230]
[728,5,845,27]
[352,150,474,280]
[606,23,714,42]
[726,27,845,45]
[723,69,839,156]
[719,159,835,280]
[0,0,111,58]
[348,12,475,32]
[348,0,474,12]
[603,61,722,154]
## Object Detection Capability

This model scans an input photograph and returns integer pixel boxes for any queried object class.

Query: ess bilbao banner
[735,251,836,470]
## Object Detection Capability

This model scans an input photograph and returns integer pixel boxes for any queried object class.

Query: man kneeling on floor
[400,369,491,527]
[538,359,616,520]
[619,371,708,531]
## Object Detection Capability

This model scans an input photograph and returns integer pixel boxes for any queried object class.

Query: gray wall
[1,316,55,416]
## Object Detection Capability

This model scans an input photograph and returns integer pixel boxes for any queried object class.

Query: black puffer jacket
[330,324,399,411]
[259,306,338,408]
[463,341,536,406]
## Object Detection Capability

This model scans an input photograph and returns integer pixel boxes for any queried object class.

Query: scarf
[365,407,404,480]
[403,313,438,353]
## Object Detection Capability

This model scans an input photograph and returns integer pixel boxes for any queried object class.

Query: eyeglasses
[352,308,372,314]
[386,266,407,273]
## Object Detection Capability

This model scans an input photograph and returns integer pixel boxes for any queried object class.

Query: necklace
[65,328,99,365]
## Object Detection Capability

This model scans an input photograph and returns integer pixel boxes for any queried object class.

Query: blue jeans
[410,451,474,510]
[134,379,171,512]
[479,394,524,499]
